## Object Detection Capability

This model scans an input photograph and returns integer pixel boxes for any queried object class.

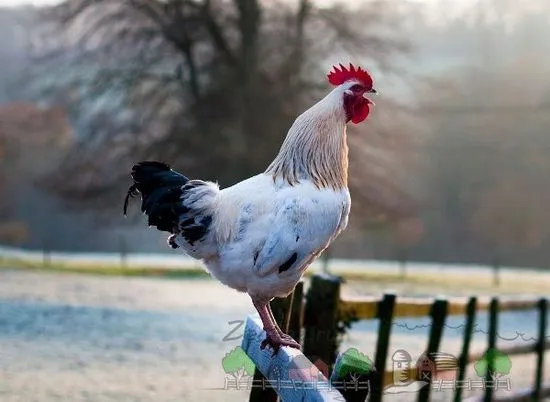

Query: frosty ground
[0,269,548,402]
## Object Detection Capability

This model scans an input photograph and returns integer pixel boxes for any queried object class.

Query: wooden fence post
[288,282,304,342]
[534,298,548,400]
[370,293,396,402]
[303,274,342,376]
[483,298,499,402]
[417,297,448,402]
[454,297,478,402]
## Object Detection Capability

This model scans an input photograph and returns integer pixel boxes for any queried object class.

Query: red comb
[327,63,373,88]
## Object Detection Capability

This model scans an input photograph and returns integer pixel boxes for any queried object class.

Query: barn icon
[416,352,459,382]
[417,352,436,382]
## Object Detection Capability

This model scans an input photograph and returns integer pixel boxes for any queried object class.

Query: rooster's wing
[253,185,350,277]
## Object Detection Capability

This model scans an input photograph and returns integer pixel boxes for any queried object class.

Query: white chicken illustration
[124,63,377,353]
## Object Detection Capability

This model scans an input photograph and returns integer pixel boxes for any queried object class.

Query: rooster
[124,63,376,353]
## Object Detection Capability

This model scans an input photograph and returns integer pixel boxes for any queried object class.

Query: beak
[363,89,376,105]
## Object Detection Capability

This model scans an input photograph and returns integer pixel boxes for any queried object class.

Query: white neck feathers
[265,91,349,190]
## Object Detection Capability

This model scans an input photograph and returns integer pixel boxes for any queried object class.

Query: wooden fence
[240,315,346,401]
[244,274,549,402]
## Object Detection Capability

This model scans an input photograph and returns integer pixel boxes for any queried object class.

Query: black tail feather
[123,161,189,232]
[123,184,139,216]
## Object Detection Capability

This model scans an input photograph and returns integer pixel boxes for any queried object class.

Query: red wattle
[351,102,370,124]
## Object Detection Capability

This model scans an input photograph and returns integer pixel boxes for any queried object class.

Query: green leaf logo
[335,348,374,378]
[222,346,256,378]
[474,348,512,378]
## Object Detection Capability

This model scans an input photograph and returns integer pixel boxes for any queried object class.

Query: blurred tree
[0,115,28,245]
[414,0,550,265]
[0,136,7,218]
[22,0,416,225]
[0,102,73,246]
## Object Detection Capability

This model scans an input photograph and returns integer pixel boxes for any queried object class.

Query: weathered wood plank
[241,315,346,402]
[339,296,540,320]
[288,282,304,342]
[454,297,477,402]
[483,298,499,402]
[417,297,448,402]
[370,293,396,402]
[535,298,548,400]
[303,274,342,376]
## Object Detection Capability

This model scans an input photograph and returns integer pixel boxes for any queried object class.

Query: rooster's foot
[260,329,301,355]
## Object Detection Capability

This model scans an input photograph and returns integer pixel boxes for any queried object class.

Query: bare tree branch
[20,0,416,224]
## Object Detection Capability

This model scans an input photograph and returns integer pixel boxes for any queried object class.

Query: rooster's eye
[349,84,364,93]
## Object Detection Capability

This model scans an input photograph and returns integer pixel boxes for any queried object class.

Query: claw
[260,329,301,356]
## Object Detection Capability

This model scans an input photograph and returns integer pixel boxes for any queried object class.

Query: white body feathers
[173,174,350,300]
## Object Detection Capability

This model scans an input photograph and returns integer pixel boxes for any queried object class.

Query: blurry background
[1,1,549,401]
[1,0,550,268]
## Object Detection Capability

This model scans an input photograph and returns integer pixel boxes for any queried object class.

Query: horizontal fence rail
[309,275,549,402]
[339,296,541,320]
[241,316,346,402]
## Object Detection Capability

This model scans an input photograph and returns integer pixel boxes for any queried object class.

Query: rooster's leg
[252,298,301,355]
[266,302,297,340]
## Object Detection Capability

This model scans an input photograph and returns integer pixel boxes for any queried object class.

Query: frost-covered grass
[0,256,209,278]
[1,258,549,296]
[0,245,548,294]
[0,270,547,402]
